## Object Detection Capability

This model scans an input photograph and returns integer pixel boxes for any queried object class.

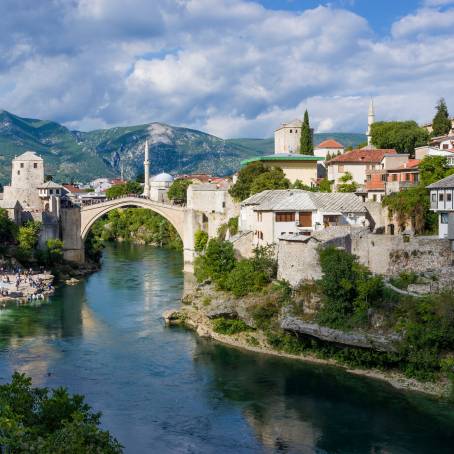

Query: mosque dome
[151,172,174,183]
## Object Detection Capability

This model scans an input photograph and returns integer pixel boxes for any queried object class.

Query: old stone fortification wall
[278,228,453,287]
[231,230,255,259]
[352,234,452,275]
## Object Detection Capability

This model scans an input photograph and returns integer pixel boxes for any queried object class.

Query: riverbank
[0,270,54,303]
[164,286,451,398]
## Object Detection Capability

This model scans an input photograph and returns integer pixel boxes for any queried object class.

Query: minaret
[143,139,150,197]
[367,98,375,148]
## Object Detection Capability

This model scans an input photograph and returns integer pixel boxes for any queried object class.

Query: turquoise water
[1,243,454,453]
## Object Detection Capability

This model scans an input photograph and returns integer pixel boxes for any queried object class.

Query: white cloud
[0,0,453,139]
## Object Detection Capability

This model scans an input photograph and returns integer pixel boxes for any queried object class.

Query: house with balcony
[239,189,367,246]
[427,174,454,239]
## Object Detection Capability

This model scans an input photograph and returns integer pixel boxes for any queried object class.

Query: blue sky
[0,0,453,138]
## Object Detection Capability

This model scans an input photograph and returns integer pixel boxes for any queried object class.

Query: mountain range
[0,110,366,184]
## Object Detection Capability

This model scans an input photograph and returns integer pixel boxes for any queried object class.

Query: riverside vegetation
[0,372,122,453]
[186,238,454,395]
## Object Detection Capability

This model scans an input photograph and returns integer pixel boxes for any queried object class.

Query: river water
[1,243,454,453]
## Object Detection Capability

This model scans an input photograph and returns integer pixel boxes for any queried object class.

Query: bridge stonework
[61,197,200,272]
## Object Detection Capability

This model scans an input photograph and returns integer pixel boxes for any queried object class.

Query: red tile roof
[327,149,397,164]
[316,139,344,149]
[62,184,82,193]
[395,159,420,170]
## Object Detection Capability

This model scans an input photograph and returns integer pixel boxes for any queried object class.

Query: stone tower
[143,139,150,197]
[367,98,375,147]
[11,151,44,189]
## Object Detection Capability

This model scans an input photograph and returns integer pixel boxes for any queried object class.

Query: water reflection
[195,341,454,454]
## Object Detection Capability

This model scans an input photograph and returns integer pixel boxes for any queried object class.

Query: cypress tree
[432,98,452,137]
[299,110,313,155]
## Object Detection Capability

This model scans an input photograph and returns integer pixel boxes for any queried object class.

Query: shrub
[194,229,208,252]
[390,271,419,290]
[212,317,251,335]
[221,259,268,297]
[227,217,239,236]
[105,181,142,198]
[316,246,384,329]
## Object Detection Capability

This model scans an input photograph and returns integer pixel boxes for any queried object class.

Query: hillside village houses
[428,173,454,239]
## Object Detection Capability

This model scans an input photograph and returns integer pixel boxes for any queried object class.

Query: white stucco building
[239,189,367,246]
[428,174,454,239]
[274,119,304,154]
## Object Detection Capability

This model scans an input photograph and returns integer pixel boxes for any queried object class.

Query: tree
[194,238,236,283]
[105,181,142,198]
[18,221,41,251]
[229,162,290,201]
[419,155,454,186]
[0,372,123,453]
[250,167,290,195]
[0,208,17,243]
[371,121,429,154]
[337,172,357,193]
[229,161,269,201]
[299,110,313,155]
[432,98,451,137]
[167,179,192,205]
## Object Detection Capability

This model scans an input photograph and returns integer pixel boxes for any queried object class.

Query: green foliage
[370,121,429,154]
[229,162,289,201]
[396,293,454,379]
[0,208,17,243]
[227,217,239,236]
[194,238,236,283]
[419,155,454,186]
[194,229,208,252]
[105,181,142,198]
[318,178,332,192]
[337,172,358,193]
[249,167,290,195]
[432,98,451,137]
[299,110,313,155]
[212,317,251,335]
[91,208,182,250]
[221,259,269,297]
[18,221,41,252]
[167,179,192,205]
[390,271,419,290]
[0,372,123,453]
[316,247,384,329]
[45,239,64,265]
[382,156,454,235]
[383,186,435,234]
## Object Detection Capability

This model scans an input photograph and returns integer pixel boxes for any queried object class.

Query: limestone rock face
[280,317,401,352]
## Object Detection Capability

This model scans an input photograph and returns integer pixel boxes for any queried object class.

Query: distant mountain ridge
[0,110,366,184]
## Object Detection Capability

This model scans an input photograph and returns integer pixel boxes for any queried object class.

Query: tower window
[17,170,20,175]
[20,163,24,168]
[34,163,37,168]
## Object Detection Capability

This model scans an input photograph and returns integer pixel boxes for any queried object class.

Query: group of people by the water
[0,265,54,303]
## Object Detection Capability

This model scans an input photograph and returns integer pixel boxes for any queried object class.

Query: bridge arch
[80,197,186,243]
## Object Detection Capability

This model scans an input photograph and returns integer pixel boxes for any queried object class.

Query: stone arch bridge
[61,196,200,272]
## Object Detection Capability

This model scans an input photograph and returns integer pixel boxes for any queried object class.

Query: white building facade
[428,174,454,239]
[239,189,368,246]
